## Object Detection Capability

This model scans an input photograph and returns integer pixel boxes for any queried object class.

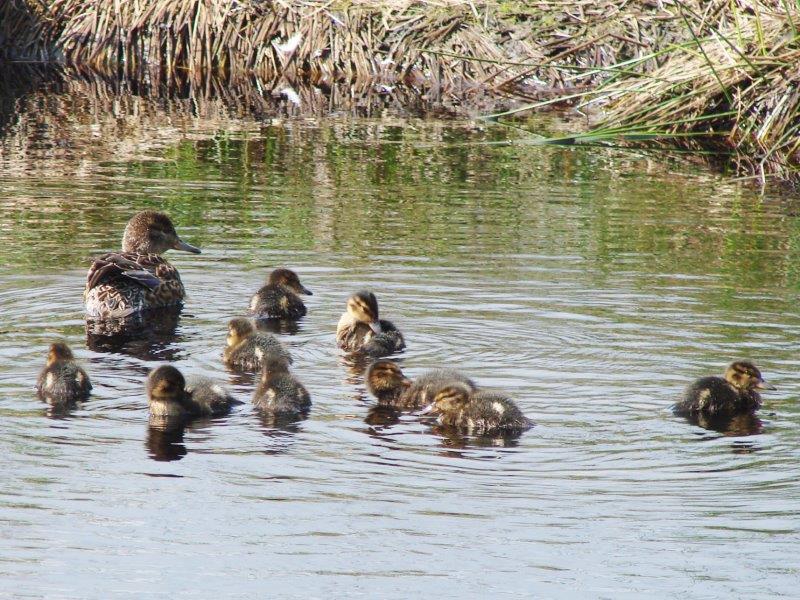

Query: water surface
[1,72,799,599]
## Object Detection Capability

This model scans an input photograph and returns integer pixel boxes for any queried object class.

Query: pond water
[1,70,799,599]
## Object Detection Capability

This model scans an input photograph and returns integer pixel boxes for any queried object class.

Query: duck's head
[366,360,411,396]
[260,352,291,381]
[725,361,775,391]
[227,317,255,347]
[46,342,74,366]
[346,290,381,333]
[420,383,472,415]
[122,210,201,255]
[269,268,312,295]
[147,365,186,402]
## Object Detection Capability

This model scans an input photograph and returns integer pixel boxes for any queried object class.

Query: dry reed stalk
[590,0,800,184]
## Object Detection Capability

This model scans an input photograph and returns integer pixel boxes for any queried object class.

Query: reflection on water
[145,422,188,462]
[85,306,184,361]
[1,67,799,598]
[682,411,765,437]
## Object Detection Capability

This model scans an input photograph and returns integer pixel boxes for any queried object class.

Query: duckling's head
[269,268,312,295]
[259,352,291,382]
[147,365,186,402]
[227,317,255,347]
[366,360,411,396]
[421,383,472,415]
[725,361,775,391]
[122,210,201,255]
[346,290,381,333]
[46,342,74,366]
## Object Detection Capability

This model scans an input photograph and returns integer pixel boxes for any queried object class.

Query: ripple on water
[1,110,799,598]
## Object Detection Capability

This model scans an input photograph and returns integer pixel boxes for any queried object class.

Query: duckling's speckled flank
[250,268,312,320]
[336,291,405,357]
[673,360,774,417]
[36,342,92,403]
[252,353,311,417]
[147,365,239,418]
[84,210,201,318]
[421,384,533,433]
[223,317,292,371]
[366,359,475,409]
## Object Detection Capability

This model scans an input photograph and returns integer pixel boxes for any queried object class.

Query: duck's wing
[86,252,170,292]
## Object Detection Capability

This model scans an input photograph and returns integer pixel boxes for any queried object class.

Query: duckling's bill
[756,378,776,390]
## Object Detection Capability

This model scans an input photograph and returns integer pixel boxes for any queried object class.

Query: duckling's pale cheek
[492,402,505,416]
[45,372,55,388]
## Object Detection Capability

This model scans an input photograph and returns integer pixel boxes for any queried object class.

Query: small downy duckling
[673,360,775,417]
[336,291,405,357]
[252,353,311,418]
[85,210,201,318]
[365,359,476,409]
[223,317,292,371]
[147,365,240,418]
[36,342,92,403]
[420,384,534,434]
[250,268,312,320]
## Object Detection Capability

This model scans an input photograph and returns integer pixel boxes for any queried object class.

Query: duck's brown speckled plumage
[250,268,312,320]
[252,354,311,417]
[366,360,475,409]
[147,365,240,419]
[336,291,405,357]
[36,342,92,404]
[223,318,292,372]
[673,360,774,417]
[424,385,534,433]
[84,211,200,318]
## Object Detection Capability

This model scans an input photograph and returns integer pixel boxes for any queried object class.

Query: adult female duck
[84,211,201,318]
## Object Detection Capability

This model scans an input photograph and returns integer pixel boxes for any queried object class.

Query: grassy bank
[1,1,798,185]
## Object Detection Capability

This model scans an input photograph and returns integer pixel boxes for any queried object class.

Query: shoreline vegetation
[1,0,798,185]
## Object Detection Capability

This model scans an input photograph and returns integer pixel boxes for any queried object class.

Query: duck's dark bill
[173,239,201,254]
[300,286,313,295]
[756,379,776,390]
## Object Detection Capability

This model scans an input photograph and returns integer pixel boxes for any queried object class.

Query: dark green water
[0,70,798,598]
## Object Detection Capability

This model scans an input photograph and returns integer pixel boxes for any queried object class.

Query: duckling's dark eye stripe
[352,300,372,313]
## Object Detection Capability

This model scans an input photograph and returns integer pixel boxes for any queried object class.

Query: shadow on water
[85,306,184,362]
[684,411,764,437]
[39,397,86,420]
[431,424,525,451]
[364,405,402,428]
[146,420,189,462]
[254,412,305,454]
[255,318,301,336]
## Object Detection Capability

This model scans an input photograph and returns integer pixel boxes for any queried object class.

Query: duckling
[336,291,405,357]
[673,360,775,417]
[147,365,239,418]
[250,268,312,320]
[222,317,292,371]
[365,359,475,409]
[421,384,533,433]
[252,353,311,417]
[85,210,201,318]
[36,342,92,403]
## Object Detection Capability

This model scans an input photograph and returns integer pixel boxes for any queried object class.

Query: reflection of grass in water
[1,75,799,296]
